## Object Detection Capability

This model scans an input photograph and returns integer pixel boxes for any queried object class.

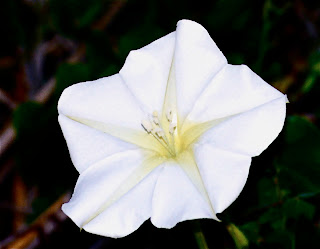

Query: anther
[169,123,177,134]
[152,111,160,124]
[153,116,159,125]
[169,112,177,134]
[141,120,153,133]
[154,127,164,137]
[166,109,172,122]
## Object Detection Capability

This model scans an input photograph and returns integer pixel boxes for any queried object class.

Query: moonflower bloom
[58,20,287,238]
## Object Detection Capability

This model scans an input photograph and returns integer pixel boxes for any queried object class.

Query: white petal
[151,161,213,229]
[58,74,145,130]
[62,150,163,238]
[58,115,137,173]
[194,144,251,213]
[174,20,227,119]
[187,64,285,123]
[119,32,176,113]
[197,96,287,157]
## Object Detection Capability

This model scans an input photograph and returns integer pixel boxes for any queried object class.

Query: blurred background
[0,0,319,248]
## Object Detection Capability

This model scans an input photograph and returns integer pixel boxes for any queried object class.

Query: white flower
[58,19,287,238]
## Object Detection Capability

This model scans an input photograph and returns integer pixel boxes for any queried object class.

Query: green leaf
[239,222,260,244]
[55,63,91,96]
[85,31,117,76]
[206,0,251,31]
[99,65,119,78]
[264,230,293,249]
[257,177,278,206]
[117,26,165,61]
[49,0,104,36]
[278,167,320,194]
[76,2,102,28]
[13,102,46,137]
[302,50,320,93]
[259,207,282,224]
[270,218,285,231]
[285,116,320,144]
[278,116,320,194]
[283,198,315,220]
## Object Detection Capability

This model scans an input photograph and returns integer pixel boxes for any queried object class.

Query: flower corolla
[58,20,287,238]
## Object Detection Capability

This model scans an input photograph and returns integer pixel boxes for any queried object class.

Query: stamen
[169,112,177,134]
[142,109,178,157]
[169,123,177,134]
[152,111,159,124]
[150,129,174,156]
[166,109,172,122]
[141,120,153,133]
[154,127,164,138]
[153,116,159,125]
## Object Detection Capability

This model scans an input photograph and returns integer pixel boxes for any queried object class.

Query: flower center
[141,109,180,158]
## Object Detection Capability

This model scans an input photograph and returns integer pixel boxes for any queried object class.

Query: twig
[0,160,14,184]
[0,125,15,158]
[92,0,127,31]
[0,192,71,249]
[12,173,28,232]
[0,89,17,110]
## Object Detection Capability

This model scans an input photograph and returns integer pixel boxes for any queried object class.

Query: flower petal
[62,150,164,238]
[58,74,145,130]
[151,161,213,229]
[186,64,285,124]
[58,115,137,173]
[194,143,251,213]
[197,96,287,157]
[119,32,176,113]
[174,20,227,119]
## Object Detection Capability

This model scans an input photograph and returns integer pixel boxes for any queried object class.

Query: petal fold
[62,150,163,238]
[119,32,176,113]
[151,161,213,229]
[187,64,285,123]
[194,144,251,213]
[58,115,137,173]
[58,74,145,130]
[174,20,227,119]
[197,96,287,157]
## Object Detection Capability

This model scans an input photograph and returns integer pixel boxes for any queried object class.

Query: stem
[192,220,209,249]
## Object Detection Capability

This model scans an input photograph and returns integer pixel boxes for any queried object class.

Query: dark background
[0,0,319,248]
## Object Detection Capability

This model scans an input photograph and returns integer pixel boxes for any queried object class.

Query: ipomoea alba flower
[58,20,287,238]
